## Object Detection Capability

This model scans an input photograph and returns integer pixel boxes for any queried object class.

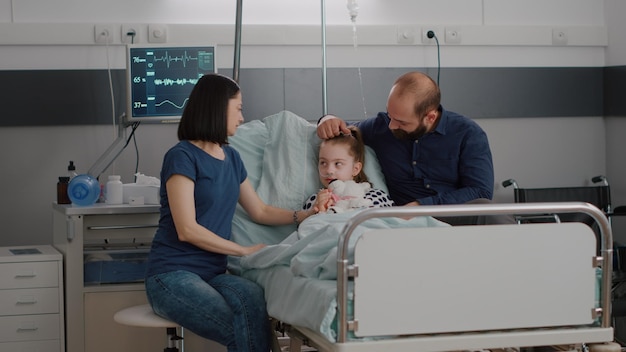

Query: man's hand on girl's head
[317,115,351,139]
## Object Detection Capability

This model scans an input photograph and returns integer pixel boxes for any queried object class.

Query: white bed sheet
[239,210,447,342]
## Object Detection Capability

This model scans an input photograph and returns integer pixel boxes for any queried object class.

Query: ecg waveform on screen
[153,98,190,110]
[130,46,215,119]
[152,50,198,68]
[154,78,199,86]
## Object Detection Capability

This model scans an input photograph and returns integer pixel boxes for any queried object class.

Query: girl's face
[227,92,244,136]
[318,142,362,188]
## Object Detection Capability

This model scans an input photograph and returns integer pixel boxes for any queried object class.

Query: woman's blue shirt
[146,140,247,281]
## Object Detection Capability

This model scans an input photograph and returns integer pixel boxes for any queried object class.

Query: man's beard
[391,124,428,140]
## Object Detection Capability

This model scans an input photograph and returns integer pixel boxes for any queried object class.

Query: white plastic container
[105,175,123,205]
[123,184,160,205]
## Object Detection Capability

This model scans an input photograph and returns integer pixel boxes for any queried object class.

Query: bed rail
[335,201,613,343]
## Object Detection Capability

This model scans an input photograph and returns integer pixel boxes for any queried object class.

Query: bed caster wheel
[587,342,621,352]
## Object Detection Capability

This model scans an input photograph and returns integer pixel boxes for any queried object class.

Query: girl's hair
[321,125,370,184]
[177,73,240,145]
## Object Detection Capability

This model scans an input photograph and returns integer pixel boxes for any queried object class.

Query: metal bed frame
[280,202,617,352]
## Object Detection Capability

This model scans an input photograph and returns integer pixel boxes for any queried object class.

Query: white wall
[0,0,608,70]
[604,0,626,243]
[1,0,622,245]
[483,116,606,199]
[605,0,626,66]
[0,0,605,26]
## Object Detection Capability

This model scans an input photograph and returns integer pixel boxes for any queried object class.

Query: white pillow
[229,110,387,246]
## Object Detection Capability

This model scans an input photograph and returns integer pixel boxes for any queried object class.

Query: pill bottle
[57,176,71,204]
[105,175,123,205]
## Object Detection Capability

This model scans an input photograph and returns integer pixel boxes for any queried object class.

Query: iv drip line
[352,23,367,119]
[348,0,367,119]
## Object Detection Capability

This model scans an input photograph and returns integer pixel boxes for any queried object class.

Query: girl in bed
[303,125,394,213]
[144,73,323,352]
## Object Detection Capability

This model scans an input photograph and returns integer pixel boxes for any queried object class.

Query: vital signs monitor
[125,44,216,124]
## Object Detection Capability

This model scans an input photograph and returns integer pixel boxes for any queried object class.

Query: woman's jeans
[145,270,270,352]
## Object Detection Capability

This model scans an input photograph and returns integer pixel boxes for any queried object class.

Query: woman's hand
[240,243,267,256]
[313,188,335,213]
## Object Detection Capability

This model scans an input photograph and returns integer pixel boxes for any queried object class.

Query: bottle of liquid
[57,176,71,204]
[67,161,78,180]
[105,175,123,205]
[347,0,359,22]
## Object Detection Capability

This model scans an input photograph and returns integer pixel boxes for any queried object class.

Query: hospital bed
[228,111,618,352]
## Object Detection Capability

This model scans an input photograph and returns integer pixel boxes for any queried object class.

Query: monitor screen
[125,44,216,124]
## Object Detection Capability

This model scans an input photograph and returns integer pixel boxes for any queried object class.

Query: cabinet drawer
[0,314,61,342]
[0,262,59,289]
[0,339,61,352]
[83,213,158,249]
[0,288,59,316]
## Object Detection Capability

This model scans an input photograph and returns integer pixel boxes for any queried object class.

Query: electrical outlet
[148,24,168,43]
[122,24,142,44]
[445,27,462,44]
[421,27,442,44]
[94,25,114,44]
[552,28,568,46]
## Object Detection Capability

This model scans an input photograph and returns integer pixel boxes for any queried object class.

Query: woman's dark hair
[177,73,240,144]
[321,125,370,184]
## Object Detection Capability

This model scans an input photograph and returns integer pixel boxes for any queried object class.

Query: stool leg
[164,327,183,352]
[270,318,282,352]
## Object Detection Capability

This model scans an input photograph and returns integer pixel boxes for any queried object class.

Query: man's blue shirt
[356,106,494,206]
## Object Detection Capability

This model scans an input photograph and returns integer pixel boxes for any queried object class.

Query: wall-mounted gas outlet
[94,25,114,44]
[396,26,416,44]
[552,28,568,46]
[445,27,462,44]
[122,24,142,44]
[148,24,168,43]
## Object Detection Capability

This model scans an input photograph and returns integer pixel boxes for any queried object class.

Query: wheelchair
[502,175,626,345]
[501,175,625,225]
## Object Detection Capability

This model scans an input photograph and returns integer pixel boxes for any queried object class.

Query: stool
[114,304,184,352]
